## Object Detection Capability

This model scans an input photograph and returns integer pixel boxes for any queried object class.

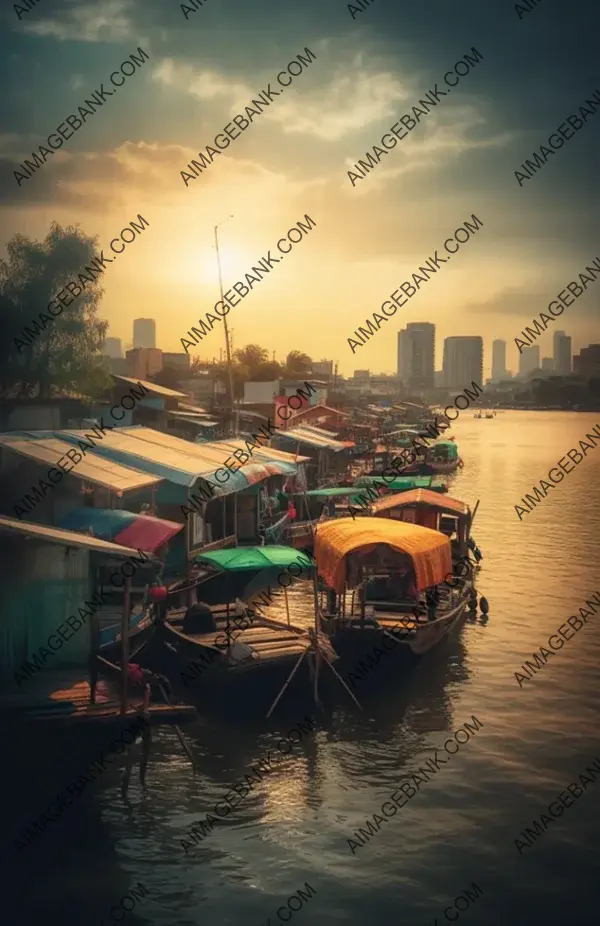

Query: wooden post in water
[119,576,131,715]
[284,585,291,626]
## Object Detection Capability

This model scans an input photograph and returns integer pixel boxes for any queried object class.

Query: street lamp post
[214,216,235,433]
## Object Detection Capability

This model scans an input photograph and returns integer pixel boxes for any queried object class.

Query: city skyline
[108,317,587,383]
[3,2,598,381]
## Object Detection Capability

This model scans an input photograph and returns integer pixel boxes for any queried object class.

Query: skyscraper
[553,330,572,375]
[133,318,156,349]
[491,339,507,380]
[541,357,554,372]
[397,323,435,391]
[442,336,483,390]
[519,345,540,377]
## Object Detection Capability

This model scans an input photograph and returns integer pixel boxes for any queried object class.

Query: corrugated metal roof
[0,435,163,493]
[53,427,300,496]
[112,375,187,399]
[211,438,311,464]
[0,514,158,558]
[275,428,349,452]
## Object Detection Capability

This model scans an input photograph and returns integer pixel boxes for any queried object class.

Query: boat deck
[167,607,311,662]
[0,670,196,727]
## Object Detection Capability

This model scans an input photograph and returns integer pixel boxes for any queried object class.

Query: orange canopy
[369,488,470,518]
[314,517,452,594]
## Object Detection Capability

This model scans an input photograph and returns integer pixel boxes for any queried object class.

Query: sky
[1,0,599,378]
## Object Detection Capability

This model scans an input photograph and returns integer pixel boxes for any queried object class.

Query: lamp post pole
[214,216,235,433]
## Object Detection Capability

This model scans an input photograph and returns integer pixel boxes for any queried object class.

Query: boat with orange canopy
[314,517,472,662]
[365,488,483,584]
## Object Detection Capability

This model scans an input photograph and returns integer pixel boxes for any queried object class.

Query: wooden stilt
[319,649,363,710]
[284,585,291,627]
[313,636,321,709]
[158,681,197,772]
[265,647,309,718]
[119,576,131,715]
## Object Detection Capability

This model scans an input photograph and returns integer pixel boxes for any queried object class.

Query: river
[6,411,600,926]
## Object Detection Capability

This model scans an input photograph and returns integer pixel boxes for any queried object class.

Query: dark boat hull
[141,620,317,716]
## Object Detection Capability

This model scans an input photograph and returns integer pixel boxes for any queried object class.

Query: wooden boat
[396,438,461,475]
[143,545,339,711]
[313,518,473,668]
[364,488,482,582]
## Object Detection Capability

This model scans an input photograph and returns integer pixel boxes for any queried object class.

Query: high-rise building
[553,330,572,375]
[133,318,156,349]
[574,344,600,378]
[491,339,507,380]
[442,336,483,390]
[518,345,540,377]
[397,323,435,390]
[541,357,554,372]
[103,337,123,358]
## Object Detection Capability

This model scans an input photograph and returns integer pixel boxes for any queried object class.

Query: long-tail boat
[313,517,473,665]
[144,545,342,713]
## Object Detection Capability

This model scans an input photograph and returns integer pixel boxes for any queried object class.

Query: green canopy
[353,475,448,493]
[432,440,459,459]
[354,475,432,489]
[193,545,314,571]
[304,487,363,497]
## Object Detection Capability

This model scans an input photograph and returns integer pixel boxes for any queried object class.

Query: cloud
[152,49,415,142]
[20,0,138,43]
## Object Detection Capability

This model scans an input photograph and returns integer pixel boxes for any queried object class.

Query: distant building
[518,345,540,377]
[353,370,370,381]
[103,337,122,359]
[574,344,600,378]
[126,347,163,379]
[541,356,554,372]
[162,352,191,374]
[491,339,507,380]
[179,375,218,403]
[397,323,435,391]
[312,360,334,378]
[442,336,483,390]
[553,330,572,375]
[101,356,128,376]
[133,318,156,349]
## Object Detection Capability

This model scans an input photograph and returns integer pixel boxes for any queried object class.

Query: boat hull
[324,596,471,686]
[141,619,317,715]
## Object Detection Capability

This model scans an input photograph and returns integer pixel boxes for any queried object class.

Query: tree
[284,350,312,376]
[0,223,110,398]
[234,344,269,377]
[252,360,283,381]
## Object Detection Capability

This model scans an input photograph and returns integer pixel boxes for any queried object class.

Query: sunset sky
[1,0,598,378]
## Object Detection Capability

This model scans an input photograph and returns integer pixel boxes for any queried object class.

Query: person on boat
[182,601,217,634]
[319,503,329,521]
[287,499,297,521]
[327,496,337,516]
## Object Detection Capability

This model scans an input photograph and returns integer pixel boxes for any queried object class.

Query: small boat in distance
[474,411,482,419]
